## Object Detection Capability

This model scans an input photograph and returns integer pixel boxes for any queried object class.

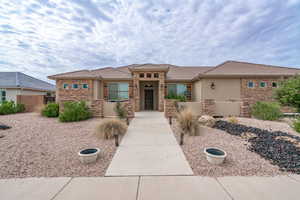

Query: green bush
[251,101,282,121]
[59,101,91,122]
[293,118,300,133]
[0,101,25,115]
[274,76,300,112]
[42,103,59,117]
[114,102,127,119]
[165,93,186,102]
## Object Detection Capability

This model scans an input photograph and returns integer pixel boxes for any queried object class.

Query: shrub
[228,116,239,124]
[176,108,198,145]
[0,101,25,115]
[59,101,91,122]
[42,103,59,117]
[274,75,300,112]
[251,101,282,121]
[165,93,186,102]
[114,102,127,119]
[95,118,127,139]
[293,118,300,133]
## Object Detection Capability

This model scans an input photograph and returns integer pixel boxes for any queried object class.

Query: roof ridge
[50,69,88,77]
[227,60,300,70]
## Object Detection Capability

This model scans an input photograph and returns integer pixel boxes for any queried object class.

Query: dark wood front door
[144,89,154,110]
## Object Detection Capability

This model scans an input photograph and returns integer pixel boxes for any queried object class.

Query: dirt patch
[0,113,116,178]
[172,121,285,177]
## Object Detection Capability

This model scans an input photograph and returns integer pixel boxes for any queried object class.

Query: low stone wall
[164,99,178,117]
[123,99,135,118]
[202,99,216,116]
[90,99,104,117]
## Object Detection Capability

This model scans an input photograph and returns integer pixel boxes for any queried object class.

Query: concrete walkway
[105,112,193,176]
[1,175,300,200]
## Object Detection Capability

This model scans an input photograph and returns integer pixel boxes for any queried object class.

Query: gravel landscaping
[213,120,300,174]
[172,121,285,177]
[0,113,116,178]
[228,117,299,136]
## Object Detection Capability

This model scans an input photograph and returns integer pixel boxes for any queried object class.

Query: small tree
[274,76,300,112]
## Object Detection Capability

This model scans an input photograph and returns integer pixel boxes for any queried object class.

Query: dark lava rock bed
[213,120,300,174]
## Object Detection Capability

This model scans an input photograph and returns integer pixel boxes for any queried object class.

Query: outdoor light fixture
[210,82,215,90]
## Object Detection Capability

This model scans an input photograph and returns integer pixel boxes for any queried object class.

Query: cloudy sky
[0,0,300,83]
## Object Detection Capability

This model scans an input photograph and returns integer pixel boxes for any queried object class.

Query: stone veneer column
[133,73,140,111]
[158,72,165,112]
[202,99,216,116]
[240,98,251,117]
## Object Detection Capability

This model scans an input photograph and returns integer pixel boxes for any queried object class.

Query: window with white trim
[247,81,254,88]
[72,84,79,89]
[108,82,129,101]
[259,81,267,88]
[82,84,88,89]
[0,89,6,103]
[63,83,69,89]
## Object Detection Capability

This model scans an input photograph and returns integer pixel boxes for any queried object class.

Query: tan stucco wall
[19,90,47,96]
[103,101,117,117]
[177,102,202,116]
[201,78,241,101]
[215,101,240,117]
[192,80,202,101]
[93,80,103,100]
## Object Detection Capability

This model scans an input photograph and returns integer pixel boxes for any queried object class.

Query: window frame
[154,73,159,78]
[63,83,69,89]
[167,83,187,96]
[82,83,89,89]
[72,83,79,89]
[272,82,278,88]
[259,81,267,88]
[139,73,144,78]
[247,81,254,88]
[107,82,129,101]
[0,89,6,103]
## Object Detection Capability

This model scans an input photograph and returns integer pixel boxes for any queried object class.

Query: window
[108,83,129,101]
[247,81,254,88]
[167,84,187,96]
[139,73,144,78]
[0,89,6,102]
[82,84,88,89]
[259,81,266,88]
[63,83,69,89]
[272,82,277,88]
[72,84,79,89]
[146,73,152,78]
[154,73,159,78]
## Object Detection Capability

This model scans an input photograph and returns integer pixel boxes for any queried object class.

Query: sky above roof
[0,0,300,83]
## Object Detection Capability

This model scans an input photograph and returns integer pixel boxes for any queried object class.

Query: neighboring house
[48,61,300,116]
[0,72,55,103]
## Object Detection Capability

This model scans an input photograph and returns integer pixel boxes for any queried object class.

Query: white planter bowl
[78,148,100,164]
[204,147,227,165]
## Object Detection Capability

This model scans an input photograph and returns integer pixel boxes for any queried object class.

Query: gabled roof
[48,61,300,81]
[0,72,55,91]
[201,61,300,77]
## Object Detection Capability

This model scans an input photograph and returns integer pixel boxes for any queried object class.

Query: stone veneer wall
[56,79,94,102]
[240,78,281,104]
[202,99,216,116]
[164,99,178,117]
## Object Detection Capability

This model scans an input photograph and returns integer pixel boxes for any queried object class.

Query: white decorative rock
[198,115,216,127]
[78,148,100,164]
[204,147,227,165]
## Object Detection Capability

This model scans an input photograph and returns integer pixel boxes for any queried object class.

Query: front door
[144,89,154,110]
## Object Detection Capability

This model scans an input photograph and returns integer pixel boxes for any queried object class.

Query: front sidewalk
[1,175,300,200]
[105,112,193,176]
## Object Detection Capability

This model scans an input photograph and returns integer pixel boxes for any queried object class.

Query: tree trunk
[180,132,184,145]
[126,117,129,125]
[114,134,119,147]
[169,116,172,125]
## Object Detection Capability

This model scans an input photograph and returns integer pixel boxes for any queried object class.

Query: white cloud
[0,0,299,82]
